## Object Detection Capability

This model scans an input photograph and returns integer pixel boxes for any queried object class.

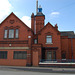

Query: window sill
[4,38,19,39]
[13,58,27,60]
[8,38,14,39]
[62,59,66,60]
[15,38,19,39]
[45,43,53,44]
[34,43,38,44]
[4,38,7,39]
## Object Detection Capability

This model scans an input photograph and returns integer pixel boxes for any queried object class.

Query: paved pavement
[0,66,75,74]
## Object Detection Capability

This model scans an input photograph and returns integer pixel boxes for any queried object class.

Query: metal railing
[40,59,75,63]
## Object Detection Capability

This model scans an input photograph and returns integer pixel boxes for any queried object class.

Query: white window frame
[46,35,52,44]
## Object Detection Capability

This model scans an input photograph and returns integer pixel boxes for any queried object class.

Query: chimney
[31,13,35,32]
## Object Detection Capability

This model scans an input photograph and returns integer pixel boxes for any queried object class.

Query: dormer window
[46,35,52,44]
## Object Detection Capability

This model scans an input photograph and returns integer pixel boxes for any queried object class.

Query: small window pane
[15,29,19,38]
[9,29,14,38]
[17,52,22,59]
[47,51,52,60]
[4,30,8,38]
[34,39,37,44]
[14,53,17,59]
[23,53,27,59]
[53,51,56,60]
[0,51,7,59]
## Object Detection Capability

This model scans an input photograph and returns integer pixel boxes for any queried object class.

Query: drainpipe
[71,38,73,62]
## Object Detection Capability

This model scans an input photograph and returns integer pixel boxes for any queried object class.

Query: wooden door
[32,51,39,66]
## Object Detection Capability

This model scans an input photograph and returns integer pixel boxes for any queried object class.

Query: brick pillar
[32,44,42,66]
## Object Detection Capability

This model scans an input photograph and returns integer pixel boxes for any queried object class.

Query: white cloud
[0,0,13,23]
[21,16,31,28]
[51,12,60,15]
[50,12,60,19]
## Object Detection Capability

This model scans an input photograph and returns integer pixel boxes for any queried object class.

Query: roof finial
[55,24,58,30]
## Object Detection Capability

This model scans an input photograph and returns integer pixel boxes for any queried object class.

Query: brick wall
[0,13,33,66]
[38,23,61,60]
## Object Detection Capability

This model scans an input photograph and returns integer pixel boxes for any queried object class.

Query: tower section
[31,0,45,34]
[35,5,45,34]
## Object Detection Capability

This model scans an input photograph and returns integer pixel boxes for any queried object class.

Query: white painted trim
[45,43,53,44]
[62,59,66,60]
[39,63,75,65]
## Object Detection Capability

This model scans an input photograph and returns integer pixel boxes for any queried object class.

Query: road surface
[0,70,75,75]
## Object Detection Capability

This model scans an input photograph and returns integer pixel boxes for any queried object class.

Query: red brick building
[0,0,75,66]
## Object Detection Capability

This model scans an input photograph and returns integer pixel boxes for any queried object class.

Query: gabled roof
[37,22,60,34]
[0,12,32,31]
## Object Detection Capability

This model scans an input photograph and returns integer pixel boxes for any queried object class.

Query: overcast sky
[0,0,75,32]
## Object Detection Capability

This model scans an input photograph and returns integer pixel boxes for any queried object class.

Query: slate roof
[60,31,75,38]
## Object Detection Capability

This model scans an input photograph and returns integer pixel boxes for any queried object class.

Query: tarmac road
[0,66,75,74]
[0,70,75,75]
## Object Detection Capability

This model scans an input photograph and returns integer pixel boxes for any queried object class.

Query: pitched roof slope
[0,12,32,31]
[37,22,60,34]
